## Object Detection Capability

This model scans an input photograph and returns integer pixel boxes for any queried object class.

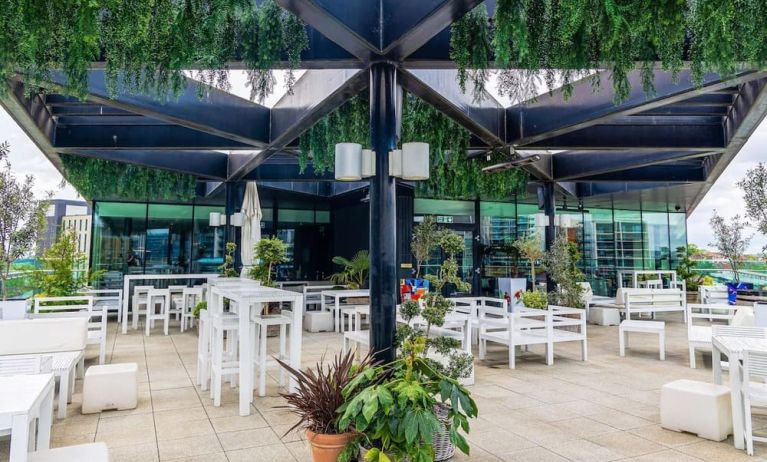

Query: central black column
[368,63,399,363]
[540,182,556,291]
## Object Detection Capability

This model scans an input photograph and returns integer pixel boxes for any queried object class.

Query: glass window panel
[669,212,687,268]
[614,209,644,275]
[92,202,147,287]
[480,202,517,281]
[643,211,670,270]
[191,205,225,273]
[414,199,474,224]
[145,204,193,274]
[278,209,316,225]
[582,208,616,296]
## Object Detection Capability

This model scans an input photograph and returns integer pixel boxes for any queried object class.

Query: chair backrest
[700,285,728,304]
[133,285,154,296]
[509,308,550,334]
[0,318,88,355]
[743,349,767,390]
[182,287,204,310]
[0,354,53,376]
[712,325,767,339]
[34,296,93,314]
[624,289,685,319]
[687,303,738,328]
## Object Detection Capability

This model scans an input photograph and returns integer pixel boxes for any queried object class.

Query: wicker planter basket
[433,403,455,461]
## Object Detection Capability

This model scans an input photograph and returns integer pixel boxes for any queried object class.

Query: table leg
[9,414,30,462]
[122,277,130,334]
[713,345,722,385]
[334,298,340,332]
[37,385,54,451]
[58,369,70,419]
[289,297,303,393]
[238,297,252,416]
[730,358,745,450]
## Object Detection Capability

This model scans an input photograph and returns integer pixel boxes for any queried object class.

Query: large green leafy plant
[32,229,103,297]
[330,250,370,289]
[337,336,478,462]
[544,233,585,308]
[60,155,197,201]
[675,246,702,292]
[247,236,288,287]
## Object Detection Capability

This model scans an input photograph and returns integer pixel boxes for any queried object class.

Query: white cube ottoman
[588,306,621,326]
[304,310,334,333]
[82,363,138,414]
[661,379,732,441]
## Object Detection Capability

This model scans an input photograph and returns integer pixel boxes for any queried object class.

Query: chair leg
[279,324,287,387]
[619,329,626,357]
[689,346,696,369]
[259,324,267,397]
[659,332,665,361]
[99,338,106,365]
[582,339,588,361]
[509,344,516,369]
[744,398,755,456]
[58,372,69,419]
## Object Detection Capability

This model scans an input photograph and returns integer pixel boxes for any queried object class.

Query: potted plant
[31,229,103,297]
[330,250,369,289]
[247,236,289,287]
[0,141,49,317]
[544,234,585,308]
[521,290,548,309]
[337,336,477,462]
[276,350,374,462]
[675,245,703,302]
[513,234,545,291]
[218,242,239,277]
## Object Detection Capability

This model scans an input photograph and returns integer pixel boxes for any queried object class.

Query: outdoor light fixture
[482,153,542,173]
[209,212,222,227]
[534,213,549,227]
[400,142,430,180]
[334,143,363,181]
[334,142,430,181]
[230,212,244,227]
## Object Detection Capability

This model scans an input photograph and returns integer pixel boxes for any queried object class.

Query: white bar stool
[209,311,240,406]
[145,289,170,336]
[131,285,154,330]
[251,304,292,397]
[168,285,187,321]
[180,287,203,332]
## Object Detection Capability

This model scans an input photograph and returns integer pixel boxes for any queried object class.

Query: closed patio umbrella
[240,181,262,272]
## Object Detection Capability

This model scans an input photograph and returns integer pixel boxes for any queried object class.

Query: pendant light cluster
[334,142,430,181]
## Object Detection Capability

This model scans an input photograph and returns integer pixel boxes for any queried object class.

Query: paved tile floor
[3,313,767,461]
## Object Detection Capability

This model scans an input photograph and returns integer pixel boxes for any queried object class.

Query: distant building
[37,199,91,256]
[61,214,92,267]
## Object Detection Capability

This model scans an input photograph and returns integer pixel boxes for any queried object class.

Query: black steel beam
[553,150,714,181]
[399,69,505,146]
[507,70,766,146]
[384,0,485,60]
[573,164,706,182]
[523,124,725,150]
[44,71,270,147]
[54,124,252,150]
[275,0,379,61]
[243,163,335,181]
[59,149,228,179]
[228,69,368,179]
[576,182,676,197]
[636,105,730,116]
[56,115,170,126]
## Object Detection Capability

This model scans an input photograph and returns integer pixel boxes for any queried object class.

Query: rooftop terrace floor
[2,315,766,461]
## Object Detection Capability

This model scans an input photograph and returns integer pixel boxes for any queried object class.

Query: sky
[1,71,765,253]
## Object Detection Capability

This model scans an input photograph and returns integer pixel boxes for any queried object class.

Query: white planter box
[0,299,29,320]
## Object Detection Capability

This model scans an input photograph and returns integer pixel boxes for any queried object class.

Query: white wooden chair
[550,306,588,362]
[451,296,508,344]
[180,286,203,332]
[741,349,767,455]
[82,288,122,322]
[687,303,739,368]
[145,289,170,336]
[699,285,728,305]
[33,296,107,365]
[478,305,551,369]
[168,284,188,322]
[131,285,154,330]
[618,291,675,360]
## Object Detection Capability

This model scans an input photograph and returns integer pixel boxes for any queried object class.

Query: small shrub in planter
[521,290,548,309]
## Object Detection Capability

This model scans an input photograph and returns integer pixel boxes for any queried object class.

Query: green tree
[709,212,752,283]
[32,229,101,297]
[0,142,49,300]
[218,242,239,277]
[248,236,288,287]
[411,216,439,278]
[544,234,585,308]
[330,250,370,289]
[675,245,702,291]
[513,234,544,286]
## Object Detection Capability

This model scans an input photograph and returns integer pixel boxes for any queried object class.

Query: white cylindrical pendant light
[230,212,244,227]
[534,213,549,227]
[361,149,376,177]
[335,143,363,181]
[401,142,430,180]
[389,149,402,177]
[209,212,221,227]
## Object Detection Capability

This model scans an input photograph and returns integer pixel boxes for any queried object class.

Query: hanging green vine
[449,3,492,102]
[0,0,308,102]
[297,95,369,174]
[60,154,197,201]
[297,93,527,201]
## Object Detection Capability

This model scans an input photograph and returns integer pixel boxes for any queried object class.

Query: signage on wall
[436,215,454,224]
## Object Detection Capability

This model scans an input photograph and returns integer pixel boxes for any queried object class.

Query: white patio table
[209,284,303,416]
[320,289,370,332]
[712,334,767,450]
[0,373,55,462]
[121,273,219,334]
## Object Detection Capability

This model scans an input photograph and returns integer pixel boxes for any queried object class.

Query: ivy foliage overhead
[0,0,308,102]
[451,0,767,104]
[60,154,197,202]
[297,92,528,201]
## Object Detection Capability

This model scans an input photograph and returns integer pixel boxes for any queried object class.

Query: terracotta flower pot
[306,430,354,462]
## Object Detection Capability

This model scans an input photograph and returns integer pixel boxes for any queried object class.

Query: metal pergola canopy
[2,0,767,215]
